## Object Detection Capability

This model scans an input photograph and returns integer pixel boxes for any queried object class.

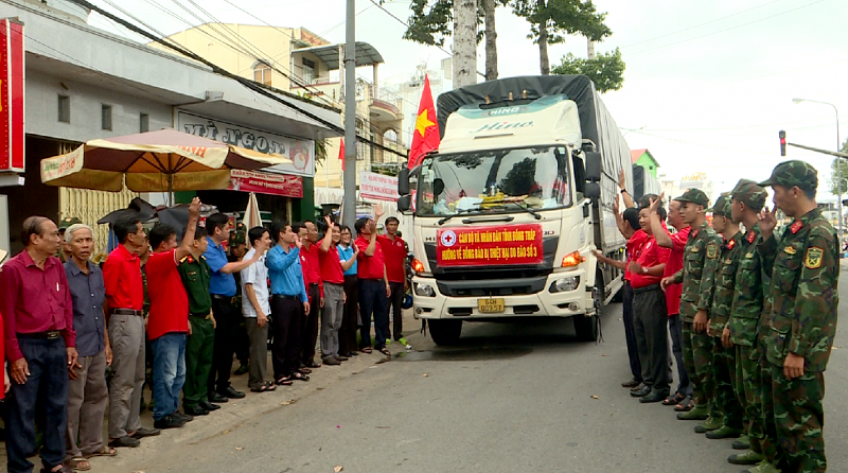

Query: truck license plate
[478,298,505,314]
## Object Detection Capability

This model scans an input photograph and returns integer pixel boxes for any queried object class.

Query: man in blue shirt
[202,213,262,402]
[267,222,310,384]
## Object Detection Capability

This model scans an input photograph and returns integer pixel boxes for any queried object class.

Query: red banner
[437,224,543,267]
[229,169,303,198]
[0,19,24,173]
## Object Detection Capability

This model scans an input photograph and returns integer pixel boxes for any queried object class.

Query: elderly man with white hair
[63,223,115,470]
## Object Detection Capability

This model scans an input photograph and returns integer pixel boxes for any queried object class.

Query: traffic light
[779,130,786,156]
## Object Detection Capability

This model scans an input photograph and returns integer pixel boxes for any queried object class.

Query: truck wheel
[429,319,462,345]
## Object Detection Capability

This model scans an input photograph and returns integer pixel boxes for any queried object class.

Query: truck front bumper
[411,269,595,320]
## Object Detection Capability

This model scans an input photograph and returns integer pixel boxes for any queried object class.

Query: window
[253,63,272,86]
[302,58,316,84]
[139,113,149,133]
[101,104,112,131]
[58,95,70,123]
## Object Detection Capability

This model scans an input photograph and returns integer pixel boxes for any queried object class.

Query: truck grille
[436,276,548,297]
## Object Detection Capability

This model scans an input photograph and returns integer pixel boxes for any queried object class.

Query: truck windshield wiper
[506,202,542,220]
[437,207,481,225]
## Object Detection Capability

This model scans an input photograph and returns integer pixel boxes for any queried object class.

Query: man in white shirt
[240,227,275,393]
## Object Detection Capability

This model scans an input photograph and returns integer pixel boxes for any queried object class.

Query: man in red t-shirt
[318,216,347,365]
[296,221,323,370]
[355,205,391,356]
[628,202,672,403]
[378,216,407,342]
[651,195,693,406]
[145,198,200,430]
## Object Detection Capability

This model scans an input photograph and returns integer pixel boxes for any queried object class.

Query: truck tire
[429,319,462,345]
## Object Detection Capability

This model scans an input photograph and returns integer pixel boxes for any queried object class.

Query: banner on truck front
[436,224,543,267]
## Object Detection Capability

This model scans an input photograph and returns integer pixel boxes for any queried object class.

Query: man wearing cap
[57,217,82,263]
[725,179,772,469]
[661,189,722,428]
[703,193,745,440]
[757,160,837,473]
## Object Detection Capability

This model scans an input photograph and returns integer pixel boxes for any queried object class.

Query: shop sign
[176,111,315,177]
[229,169,303,198]
[0,19,24,173]
[359,171,399,202]
[437,224,543,267]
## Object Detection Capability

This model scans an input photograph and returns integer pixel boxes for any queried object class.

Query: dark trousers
[360,279,390,350]
[208,297,239,394]
[339,275,359,355]
[6,337,68,473]
[271,296,303,379]
[300,284,321,365]
[621,281,641,382]
[388,281,405,340]
[632,284,670,395]
[667,314,692,396]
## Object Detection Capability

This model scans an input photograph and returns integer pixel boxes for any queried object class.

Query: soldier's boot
[732,435,751,450]
[706,424,742,439]
[694,416,723,433]
[728,450,764,465]
[740,460,781,473]
[676,405,709,421]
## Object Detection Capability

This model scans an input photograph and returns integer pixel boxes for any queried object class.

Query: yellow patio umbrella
[40,129,292,198]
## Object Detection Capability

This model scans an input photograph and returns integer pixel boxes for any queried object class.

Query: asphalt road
[75,278,848,473]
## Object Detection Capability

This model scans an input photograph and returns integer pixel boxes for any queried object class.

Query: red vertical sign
[0,19,24,173]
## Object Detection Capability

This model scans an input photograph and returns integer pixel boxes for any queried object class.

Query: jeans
[151,333,187,421]
[359,279,390,350]
[5,337,68,473]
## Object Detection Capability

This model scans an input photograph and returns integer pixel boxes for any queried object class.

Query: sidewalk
[0,308,422,472]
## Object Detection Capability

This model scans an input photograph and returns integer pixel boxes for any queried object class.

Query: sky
[86,0,848,202]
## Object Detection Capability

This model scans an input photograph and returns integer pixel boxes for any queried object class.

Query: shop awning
[293,42,384,70]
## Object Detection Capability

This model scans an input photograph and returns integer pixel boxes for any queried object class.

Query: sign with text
[176,111,315,177]
[359,171,399,202]
[229,169,303,198]
[437,224,543,267]
[0,19,24,173]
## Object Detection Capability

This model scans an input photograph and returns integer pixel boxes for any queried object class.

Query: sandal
[83,447,116,458]
[304,361,321,369]
[291,371,310,382]
[379,347,391,357]
[360,347,373,354]
[64,457,90,471]
[298,367,313,375]
[662,392,686,406]
[45,464,75,473]
[674,399,694,412]
[251,382,273,393]
[275,377,294,386]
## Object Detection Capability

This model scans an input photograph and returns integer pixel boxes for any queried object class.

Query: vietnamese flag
[408,75,440,169]
[338,138,345,171]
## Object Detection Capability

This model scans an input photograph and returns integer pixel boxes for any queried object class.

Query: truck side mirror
[584,182,601,202]
[584,152,602,182]
[398,167,410,195]
[398,194,412,212]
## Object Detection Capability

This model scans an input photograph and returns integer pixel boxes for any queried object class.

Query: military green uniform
[707,195,745,436]
[670,189,723,421]
[726,180,770,465]
[758,161,838,473]
[178,254,216,409]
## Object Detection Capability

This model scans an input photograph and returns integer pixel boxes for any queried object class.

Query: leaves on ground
[334,466,344,472]
[591,395,600,400]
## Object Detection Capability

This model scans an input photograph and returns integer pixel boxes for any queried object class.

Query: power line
[626,0,831,57]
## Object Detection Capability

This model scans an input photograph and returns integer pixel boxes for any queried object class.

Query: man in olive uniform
[179,226,220,417]
[660,189,722,427]
[724,179,772,468]
[704,193,745,440]
[58,217,82,262]
[757,161,837,473]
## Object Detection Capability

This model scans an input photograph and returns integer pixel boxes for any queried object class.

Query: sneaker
[728,450,764,466]
[677,405,709,421]
[694,416,723,433]
[706,424,742,439]
[732,435,751,450]
[153,414,186,430]
[741,460,780,473]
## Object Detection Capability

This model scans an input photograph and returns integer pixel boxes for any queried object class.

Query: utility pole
[453,0,478,88]
[343,0,357,233]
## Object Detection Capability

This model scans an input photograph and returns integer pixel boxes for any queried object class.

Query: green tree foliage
[551,48,625,93]
[829,137,848,195]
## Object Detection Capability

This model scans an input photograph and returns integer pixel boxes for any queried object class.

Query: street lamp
[792,97,842,247]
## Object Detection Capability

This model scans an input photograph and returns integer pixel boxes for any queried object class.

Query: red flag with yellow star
[408,75,440,169]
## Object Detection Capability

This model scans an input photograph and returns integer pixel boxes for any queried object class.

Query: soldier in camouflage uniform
[757,161,837,473]
[660,189,722,427]
[725,179,772,468]
[704,193,745,440]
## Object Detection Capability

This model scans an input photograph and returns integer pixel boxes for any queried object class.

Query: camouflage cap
[59,216,82,231]
[730,179,768,211]
[758,160,818,191]
[709,193,732,216]
[674,188,710,208]
[229,222,247,247]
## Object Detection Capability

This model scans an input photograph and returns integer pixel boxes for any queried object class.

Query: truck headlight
[414,282,436,297]
[550,276,580,293]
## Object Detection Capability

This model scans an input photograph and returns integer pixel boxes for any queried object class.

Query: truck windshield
[416,146,571,217]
